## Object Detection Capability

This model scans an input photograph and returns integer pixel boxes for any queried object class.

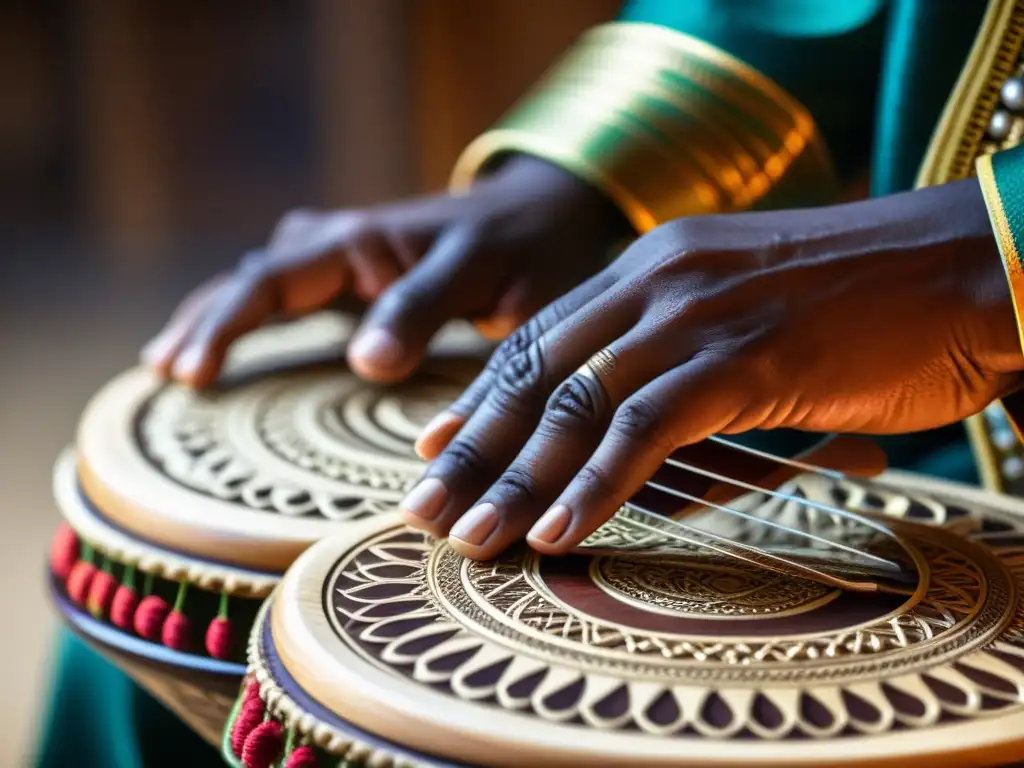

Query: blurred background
[0,0,617,762]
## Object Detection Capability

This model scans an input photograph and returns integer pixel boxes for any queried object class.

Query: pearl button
[990,109,1012,139]
[994,428,1019,451]
[1003,78,1024,111]
[1003,455,1024,479]
[986,403,1009,425]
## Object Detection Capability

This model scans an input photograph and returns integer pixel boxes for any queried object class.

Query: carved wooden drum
[231,471,1024,767]
[46,314,483,746]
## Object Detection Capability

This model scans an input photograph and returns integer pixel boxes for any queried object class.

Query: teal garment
[991,143,1024,245]
[32,631,222,768]
[619,0,987,192]
[33,2,991,765]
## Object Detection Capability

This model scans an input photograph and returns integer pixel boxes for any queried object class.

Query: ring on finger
[577,348,619,398]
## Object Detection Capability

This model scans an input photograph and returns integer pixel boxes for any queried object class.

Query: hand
[142,156,626,387]
[400,178,1024,559]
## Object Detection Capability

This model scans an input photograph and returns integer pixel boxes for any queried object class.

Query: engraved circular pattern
[590,556,841,620]
[317,472,1024,744]
[335,521,1006,686]
[139,364,471,521]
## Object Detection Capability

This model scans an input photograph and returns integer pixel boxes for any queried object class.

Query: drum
[46,314,484,746]
[231,470,1024,767]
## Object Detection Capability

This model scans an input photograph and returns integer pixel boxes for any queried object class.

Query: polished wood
[263,471,1024,767]
[74,314,483,571]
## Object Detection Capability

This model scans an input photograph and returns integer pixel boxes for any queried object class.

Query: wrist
[480,153,633,246]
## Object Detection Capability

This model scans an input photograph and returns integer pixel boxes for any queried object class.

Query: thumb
[347,222,495,382]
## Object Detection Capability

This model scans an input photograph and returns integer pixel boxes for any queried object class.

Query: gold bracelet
[450,22,836,232]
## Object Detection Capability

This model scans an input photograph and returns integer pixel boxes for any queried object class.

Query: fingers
[348,224,489,383]
[401,285,641,544]
[141,273,230,375]
[146,209,409,388]
[444,329,683,560]
[345,229,402,302]
[166,252,287,387]
[527,357,745,554]
[473,276,547,341]
[413,270,620,460]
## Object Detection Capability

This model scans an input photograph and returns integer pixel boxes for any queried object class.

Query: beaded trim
[50,521,256,663]
[55,449,278,598]
[239,597,424,768]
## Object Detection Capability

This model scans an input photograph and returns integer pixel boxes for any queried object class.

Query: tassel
[49,523,79,580]
[65,544,96,606]
[242,679,261,707]
[86,560,117,619]
[133,595,171,641]
[285,744,318,767]
[205,592,234,659]
[242,720,284,768]
[110,566,139,631]
[231,698,265,758]
[161,581,192,651]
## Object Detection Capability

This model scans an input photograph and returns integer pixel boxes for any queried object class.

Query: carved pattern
[138,368,466,520]
[323,480,1024,742]
[591,557,839,619]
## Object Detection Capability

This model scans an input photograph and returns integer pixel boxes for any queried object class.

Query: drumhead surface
[74,314,483,571]
[262,471,1024,767]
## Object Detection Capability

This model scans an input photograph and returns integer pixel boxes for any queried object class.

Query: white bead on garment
[989,109,1012,140]
[1001,77,1024,112]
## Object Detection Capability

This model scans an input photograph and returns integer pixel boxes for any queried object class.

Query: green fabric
[619,0,987,193]
[872,0,987,194]
[31,631,221,768]
[33,2,991,764]
[992,143,1024,252]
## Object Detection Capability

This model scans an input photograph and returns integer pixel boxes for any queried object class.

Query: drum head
[74,314,483,571]
[262,471,1024,767]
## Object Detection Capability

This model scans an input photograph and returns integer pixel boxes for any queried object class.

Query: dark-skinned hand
[141,156,626,389]
[400,177,1024,560]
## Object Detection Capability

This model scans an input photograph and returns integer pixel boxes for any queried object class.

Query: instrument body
[233,471,1024,768]
[46,314,483,747]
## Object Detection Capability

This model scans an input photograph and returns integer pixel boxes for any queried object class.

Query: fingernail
[141,334,175,366]
[473,315,516,341]
[528,504,571,544]
[399,478,448,522]
[414,412,464,460]
[450,503,499,546]
[349,327,403,367]
[172,346,204,380]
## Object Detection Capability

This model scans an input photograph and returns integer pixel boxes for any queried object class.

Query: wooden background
[0,0,619,266]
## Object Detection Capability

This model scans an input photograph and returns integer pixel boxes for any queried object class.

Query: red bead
[66,562,97,606]
[285,745,318,768]
[243,679,261,706]
[49,523,80,581]
[242,720,283,768]
[205,616,234,660]
[86,571,117,619]
[133,595,171,641]
[110,586,139,631]
[161,611,192,652]
[230,700,265,758]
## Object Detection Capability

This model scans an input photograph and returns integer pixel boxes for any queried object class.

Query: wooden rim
[267,473,1024,767]
[72,313,485,572]
[55,448,280,596]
